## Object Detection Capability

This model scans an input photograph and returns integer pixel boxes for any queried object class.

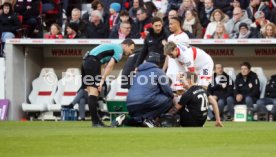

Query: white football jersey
[176,46,213,73]
[168,32,190,47]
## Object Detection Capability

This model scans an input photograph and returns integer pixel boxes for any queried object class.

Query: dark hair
[186,72,198,83]
[240,62,251,69]
[92,0,103,10]
[144,1,157,15]
[170,16,183,27]
[137,7,147,14]
[120,10,129,17]
[2,2,12,12]
[151,16,163,24]
[146,52,160,66]
[121,38,135,46]
[215,63,223,68]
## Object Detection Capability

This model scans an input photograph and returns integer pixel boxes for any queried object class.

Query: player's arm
[162,56,169,72]
[168,103,183,115]
[208,95,223,127]
[98,58,116,92]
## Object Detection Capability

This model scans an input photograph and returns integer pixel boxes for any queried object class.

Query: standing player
[169,72,223,127]
[167,16,190,48]
[164,41,214,88]
[163,16,190,89]
[82,39,135,127]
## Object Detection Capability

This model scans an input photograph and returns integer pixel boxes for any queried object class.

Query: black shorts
[81,56,101,88]
[179,109,207,127]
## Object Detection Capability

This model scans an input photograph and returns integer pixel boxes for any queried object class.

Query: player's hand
[215,120,223,127]
[212,95,218,100]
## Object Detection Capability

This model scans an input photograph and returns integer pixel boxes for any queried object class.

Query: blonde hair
[262,23,276,38]
[210,9,228,22]
[213,22,228,39]
[164,42,177,55]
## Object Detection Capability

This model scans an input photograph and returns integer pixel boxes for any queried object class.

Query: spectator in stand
[206,22,229,39]
[61,0,69,19]
[250,11,270,36]
[270,7,276,24]
[183,10,203,38]
[271,0,276,8]
[246,0,270,22]
[14,0,40,38]
[65,22,79,39]
[85,10,109,38]
[235,22,258,38]
[167,0,182,12]
[0,2,20,57]
[152,0,168,15]
[226,7,252,38]
[163,9,178,31]
[129,0,143,21]
[178,0,196,18]
[213,0,232,17]
[109,2,121,30]
[44,23,63,39]
[230,0,250,10]
[199,0,216,29]
[143,0,158,17]
[82,0,109,26]
[110,10,140,38]
[136,7,152,38]
[109,21,134,39]
[2,0,16,7]
[42,0,55,13]
[234,62,260,113]
[261,23,276,38]
[256,74,276,121]
[135,16,170,68]
[204,9,229,39]
[208,63,235,120]
[64,8,87,37]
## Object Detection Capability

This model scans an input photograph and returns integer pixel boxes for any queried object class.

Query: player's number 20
[198,93,208,111]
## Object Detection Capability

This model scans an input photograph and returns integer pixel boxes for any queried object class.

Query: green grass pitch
[0,121,275,157]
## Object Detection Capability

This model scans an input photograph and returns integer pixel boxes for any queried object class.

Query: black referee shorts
[179,109,207,127]
[81,56,101,88]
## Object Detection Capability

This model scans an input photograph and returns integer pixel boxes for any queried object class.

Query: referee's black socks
[88,95,100,124]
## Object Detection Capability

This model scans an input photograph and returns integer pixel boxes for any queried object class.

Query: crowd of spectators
[0,0,275,41]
